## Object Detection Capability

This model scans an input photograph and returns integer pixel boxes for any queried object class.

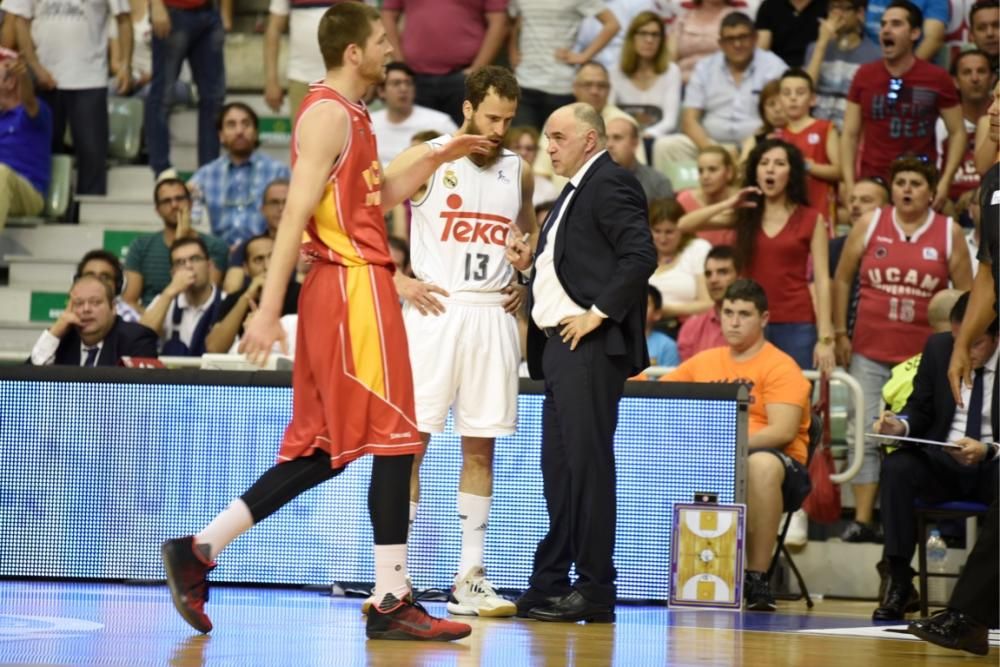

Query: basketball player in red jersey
[160,2,491,641]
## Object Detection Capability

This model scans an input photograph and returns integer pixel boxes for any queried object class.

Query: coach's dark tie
[536,182,576,255]
[83,346,99,368]
[964,366,984,440]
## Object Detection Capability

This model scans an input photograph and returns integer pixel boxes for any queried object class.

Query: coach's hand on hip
[560,310,603,350]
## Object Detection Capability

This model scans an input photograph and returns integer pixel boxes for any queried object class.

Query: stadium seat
[108,97,144,162]
[45,154,73,219]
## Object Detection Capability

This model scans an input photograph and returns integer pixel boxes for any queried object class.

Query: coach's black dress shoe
[527,590,615,623]
[908,608,990,656]
[872,582,919,621]
[514,588,566,619]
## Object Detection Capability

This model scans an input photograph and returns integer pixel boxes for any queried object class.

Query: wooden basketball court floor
[0,581,996,666]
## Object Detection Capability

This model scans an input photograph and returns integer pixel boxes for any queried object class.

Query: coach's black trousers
[528,331,629,606]
[950,498,999,627]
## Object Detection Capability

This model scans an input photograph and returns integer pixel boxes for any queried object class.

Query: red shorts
[277,262,423,468]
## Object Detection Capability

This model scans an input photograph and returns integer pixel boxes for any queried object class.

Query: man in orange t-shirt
[663,278,812,612]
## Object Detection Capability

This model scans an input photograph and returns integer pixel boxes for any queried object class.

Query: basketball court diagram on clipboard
[669,502,746,610]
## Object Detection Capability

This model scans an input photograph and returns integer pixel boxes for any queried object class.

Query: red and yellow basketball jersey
[293,83,393,268]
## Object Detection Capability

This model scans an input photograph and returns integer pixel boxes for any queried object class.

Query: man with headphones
[187,102,291,248]
[29,273,158,366]
[75,249,140,323]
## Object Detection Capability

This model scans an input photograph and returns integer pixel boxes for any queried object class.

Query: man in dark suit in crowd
[871,293,998,625]
[505,102,655,623]
[29,275,159,366]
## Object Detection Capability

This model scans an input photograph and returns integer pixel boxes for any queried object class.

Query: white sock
[373,544,410,609]
[195,498,254,560]
[457,492,491,577]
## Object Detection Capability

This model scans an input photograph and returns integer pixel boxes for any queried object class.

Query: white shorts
[403,292,520,437]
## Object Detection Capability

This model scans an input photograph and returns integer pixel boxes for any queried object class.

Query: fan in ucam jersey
[832,155,973,545]
[371,65,536,620]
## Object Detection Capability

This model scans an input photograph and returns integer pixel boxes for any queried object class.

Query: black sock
[887,556,912,587]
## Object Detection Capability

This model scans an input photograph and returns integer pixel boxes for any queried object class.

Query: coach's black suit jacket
[49,318,159,366]
[526,152,655,379]
[525,151,655,606]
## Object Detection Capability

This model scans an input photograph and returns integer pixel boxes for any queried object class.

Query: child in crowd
[740,79,787,164]
[646,286,680,369]
[775,68,841,232]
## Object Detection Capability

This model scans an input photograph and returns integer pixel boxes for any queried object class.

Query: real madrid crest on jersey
[443,169,458,189]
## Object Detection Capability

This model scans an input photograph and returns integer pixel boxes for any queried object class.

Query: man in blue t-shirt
[0,50,51,231]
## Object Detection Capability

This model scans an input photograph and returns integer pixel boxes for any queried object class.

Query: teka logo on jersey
[439,194,512,245]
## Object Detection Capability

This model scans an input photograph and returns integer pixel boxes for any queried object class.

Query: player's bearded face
[465,94,516,166]
[467,115,503,163]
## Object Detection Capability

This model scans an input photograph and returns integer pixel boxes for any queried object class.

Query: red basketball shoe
[162,536,216,633]
[366,594,472,641]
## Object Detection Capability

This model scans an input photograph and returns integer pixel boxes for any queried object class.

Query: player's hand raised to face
[434,134,495,163]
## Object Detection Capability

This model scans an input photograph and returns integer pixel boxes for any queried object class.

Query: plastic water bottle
[927,529,948,574]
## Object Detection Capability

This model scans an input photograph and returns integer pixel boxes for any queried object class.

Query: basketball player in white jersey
[381,66,536,617]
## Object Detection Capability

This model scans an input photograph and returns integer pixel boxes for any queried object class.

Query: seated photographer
[30,275,157,366]
[662,279,812,612]
[871,293,999,622]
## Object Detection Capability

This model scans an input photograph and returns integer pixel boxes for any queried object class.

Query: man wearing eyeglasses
[652,12,788,168]
[534,61,643,187]
[841,0,965,211]
[139,236,223,356]
[122,178,229,311]
[29,275,158,366]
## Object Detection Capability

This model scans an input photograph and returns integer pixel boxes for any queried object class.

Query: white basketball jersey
[409,137,523,293]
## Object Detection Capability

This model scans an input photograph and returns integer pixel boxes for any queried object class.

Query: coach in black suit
[29,275,159,366]
[871,296,998,623]
[506,103,656,623]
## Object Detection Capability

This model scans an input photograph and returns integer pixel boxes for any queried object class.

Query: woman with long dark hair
[679,138,835,372]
